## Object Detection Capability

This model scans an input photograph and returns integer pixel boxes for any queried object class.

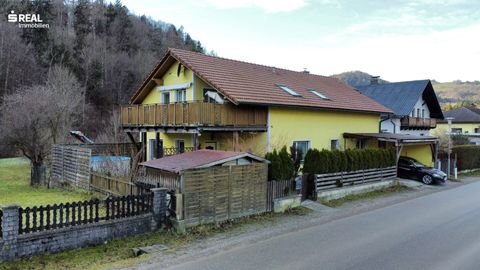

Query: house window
[356,139,368,149]
[475,128,480,133]
[203,89,224,104]
[422,109,425,118]
[162,92,170,104]
[175,140,185,153]
[309,89,330,100]
[176,89,186,103]
[292,140,310,161]
[148,139,157,160]
[411,110,415,117]
[417,108,420,118]
[451,128,462,134]
[278,85,301,97]
[330,139,339,150]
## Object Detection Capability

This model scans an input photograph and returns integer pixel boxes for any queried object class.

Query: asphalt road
[162,181,480,270]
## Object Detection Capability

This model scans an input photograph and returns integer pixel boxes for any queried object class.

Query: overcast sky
[119,0,480,82]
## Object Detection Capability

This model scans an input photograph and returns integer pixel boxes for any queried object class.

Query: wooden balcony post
[233,131,239,151]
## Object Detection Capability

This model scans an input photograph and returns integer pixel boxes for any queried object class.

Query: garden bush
[265,146,295,181]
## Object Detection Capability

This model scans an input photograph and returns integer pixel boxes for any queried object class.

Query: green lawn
[0,158,96,207]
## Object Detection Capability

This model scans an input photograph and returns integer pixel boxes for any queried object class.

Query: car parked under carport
[397,156,447,184]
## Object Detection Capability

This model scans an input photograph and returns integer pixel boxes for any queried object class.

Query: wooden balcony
[400,117,437,130]
[121,102,268,131]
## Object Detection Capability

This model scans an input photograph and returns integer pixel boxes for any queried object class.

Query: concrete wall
[0,188,168,262]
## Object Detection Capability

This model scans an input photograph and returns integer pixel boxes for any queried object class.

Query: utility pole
[446,117,454,178]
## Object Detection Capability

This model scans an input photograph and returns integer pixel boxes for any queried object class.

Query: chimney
[370,76,380,85]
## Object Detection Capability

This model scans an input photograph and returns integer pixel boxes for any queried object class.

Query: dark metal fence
[167,190,177,218]
[104,194,152,221]
[0,209,3,238]
[266,180,297,212]
[18,194,153,235]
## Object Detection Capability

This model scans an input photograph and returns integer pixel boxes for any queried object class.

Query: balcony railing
[121,102,268,129]
[400,117,437,129]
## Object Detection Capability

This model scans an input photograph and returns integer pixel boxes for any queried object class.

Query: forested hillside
[0,0,204,132]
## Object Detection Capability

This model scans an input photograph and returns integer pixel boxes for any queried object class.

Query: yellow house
[435,106,480,145]
[120,48,392,161]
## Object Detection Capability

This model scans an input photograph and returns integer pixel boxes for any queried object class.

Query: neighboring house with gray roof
[357,79,444,136]
[436,106,480,145]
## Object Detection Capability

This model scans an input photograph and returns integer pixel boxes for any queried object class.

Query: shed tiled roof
[131,48,391,114]
[440,107,480,123]
[139,150,266,173]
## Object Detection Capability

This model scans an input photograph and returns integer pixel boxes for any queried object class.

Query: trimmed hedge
[265,146,295,181]
[452,145,480,171]
[303,148,396,174]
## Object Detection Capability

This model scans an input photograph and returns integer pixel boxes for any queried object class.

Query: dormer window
[309,89,330,100]
[277,85,301,97]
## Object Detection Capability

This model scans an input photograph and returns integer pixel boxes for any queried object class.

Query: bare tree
[0,66,84,185]
[45,66,84,144]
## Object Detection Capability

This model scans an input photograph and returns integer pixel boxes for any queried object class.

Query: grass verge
[0,207,311,270]
[458,169,480,178]
[0,158,98,207]
[318,183,413,208]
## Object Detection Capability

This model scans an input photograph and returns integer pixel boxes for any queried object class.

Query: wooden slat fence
[266,180,297,212]
[51,145,91,189]
[90,172,138,196]
[181,163,268,227]
[17,194,152,235]
[316,166,397,192]
[61,143,139,158]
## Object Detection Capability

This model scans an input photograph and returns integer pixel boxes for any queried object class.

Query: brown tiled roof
[131,48,391,114]
[139,150,266,173]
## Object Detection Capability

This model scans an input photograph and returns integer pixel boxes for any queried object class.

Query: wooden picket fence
[17,194,153,235]
[315,166,397,192]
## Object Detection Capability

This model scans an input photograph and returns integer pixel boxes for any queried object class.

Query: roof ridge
[168,47,334,81]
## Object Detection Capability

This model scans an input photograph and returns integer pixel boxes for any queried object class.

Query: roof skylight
[278,85,301,97]
[309,89,330,100]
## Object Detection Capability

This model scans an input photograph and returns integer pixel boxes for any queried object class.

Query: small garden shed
[137,150,269,227]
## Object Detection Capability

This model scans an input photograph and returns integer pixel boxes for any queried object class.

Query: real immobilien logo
[8,10,49,29]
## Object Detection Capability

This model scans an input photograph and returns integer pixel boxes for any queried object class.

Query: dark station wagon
[397,156,447,185]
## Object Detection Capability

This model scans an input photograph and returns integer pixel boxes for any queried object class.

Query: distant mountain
[332,71,480,106]
[331,71,388,88]
[431,81,480,104]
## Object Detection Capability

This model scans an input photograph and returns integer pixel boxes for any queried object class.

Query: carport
[343,133,439,166]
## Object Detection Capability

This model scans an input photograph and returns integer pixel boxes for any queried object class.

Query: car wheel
[422,174,433,185]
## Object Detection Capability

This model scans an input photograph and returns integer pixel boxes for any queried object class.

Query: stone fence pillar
[1,205,19,261]
[151,188,168,230]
